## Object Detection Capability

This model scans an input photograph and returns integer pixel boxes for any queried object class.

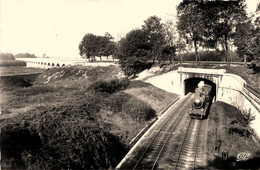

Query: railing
[244,84,260,100]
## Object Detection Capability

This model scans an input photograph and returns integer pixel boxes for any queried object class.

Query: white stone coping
[178,67,226,75]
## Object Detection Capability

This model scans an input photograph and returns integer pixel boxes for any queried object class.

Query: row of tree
[177,0,259,67]
[78,32,116,61]
[79,0,260,76]
[0,53,37,60]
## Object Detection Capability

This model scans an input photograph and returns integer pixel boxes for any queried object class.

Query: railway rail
[173,118,205,169]
[131,93,193,169]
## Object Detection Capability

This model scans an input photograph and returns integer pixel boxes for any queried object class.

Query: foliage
[78,33,116,61]
[0,60,26,67]
[177,0,248,66]
[203,0,248,63]
[0,53,15,60]
[228,109,256,139]
[177,0,205,66]
[35,65,121,85]
[238,5,260,72]
[87,78,129,94]
[0,65,161,169]
[117,29,151,76]
[78,33,98,60]
[1,97,127,169]
[14,53,37,58]
[0,75,36,87]
[122,98,156,122]
[142,15,166,63]
[179,50,240,62]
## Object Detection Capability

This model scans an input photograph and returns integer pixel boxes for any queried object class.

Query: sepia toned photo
[0,0,259,169]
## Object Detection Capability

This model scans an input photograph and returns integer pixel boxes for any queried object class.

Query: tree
[79,33,116,62]
[162,16,179,63]
[177,0,205,67]
[0,53,15,60]
[161,45,176,64]
[142,16,165,63]
[97,33,116,61]
[233,21,255,62]
[233,2,260,71]
[14,53,37,58]
[202,0,248,67]
[117,29,151,76]
[79,33,99,61]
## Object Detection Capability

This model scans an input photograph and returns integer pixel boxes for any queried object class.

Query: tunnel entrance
[184,77,216,100]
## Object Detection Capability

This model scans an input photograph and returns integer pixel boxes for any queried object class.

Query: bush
[0,53,15,60]
[179,50,241,62]
[1,97,126,169]
[0,60,26,67]
[14,53,37,58]
[0,76,33,87]
[122,98,156,122]
[88,78,129,93]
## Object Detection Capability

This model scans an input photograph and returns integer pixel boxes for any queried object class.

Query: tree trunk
[244,55,247,67]
[194,40,199,67]
[225,34,230,69]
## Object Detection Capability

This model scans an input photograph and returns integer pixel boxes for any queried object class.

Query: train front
[189,81,209,119]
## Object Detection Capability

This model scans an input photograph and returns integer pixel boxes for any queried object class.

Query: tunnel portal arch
[184,77,216,100]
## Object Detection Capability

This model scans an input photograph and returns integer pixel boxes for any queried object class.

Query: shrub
[0,60,26,67]
[0,76,33,87]
[88,78,129,93]
[0,97,126,169]
[0,53,15,60]
[122,98,156,122]
[105,92,132,113]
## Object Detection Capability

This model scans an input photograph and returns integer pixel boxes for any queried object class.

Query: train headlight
[194,98,202,108]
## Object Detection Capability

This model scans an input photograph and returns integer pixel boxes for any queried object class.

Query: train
[189,81,212,119]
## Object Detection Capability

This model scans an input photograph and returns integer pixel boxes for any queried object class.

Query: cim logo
[236,152,252,161]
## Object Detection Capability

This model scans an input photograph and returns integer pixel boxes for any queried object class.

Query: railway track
[172,118,205,170]
[131,93,193,170]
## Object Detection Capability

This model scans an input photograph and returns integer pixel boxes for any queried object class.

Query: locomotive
[189,81,212,119]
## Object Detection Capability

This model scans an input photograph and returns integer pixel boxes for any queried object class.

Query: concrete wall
[146,70,181,94]
[218,74,260,137]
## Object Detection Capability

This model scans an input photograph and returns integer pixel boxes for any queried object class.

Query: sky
[1,0,259,59]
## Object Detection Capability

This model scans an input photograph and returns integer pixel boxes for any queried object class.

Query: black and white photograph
[0,0,260,169]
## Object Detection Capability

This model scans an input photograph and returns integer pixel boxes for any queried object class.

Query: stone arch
[52,63,55,66]
[62,64,65,67]
[48,63,50,66]
[57,63,60,67]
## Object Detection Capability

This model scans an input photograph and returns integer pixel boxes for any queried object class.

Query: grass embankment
[206,102,260,169]
[0,65,177,169]
[0,67,45,76]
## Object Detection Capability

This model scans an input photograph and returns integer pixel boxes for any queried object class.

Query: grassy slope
[0,65,178,169]
[124,80,179,114]
[206,102,260,169]
[0,67,45,76]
